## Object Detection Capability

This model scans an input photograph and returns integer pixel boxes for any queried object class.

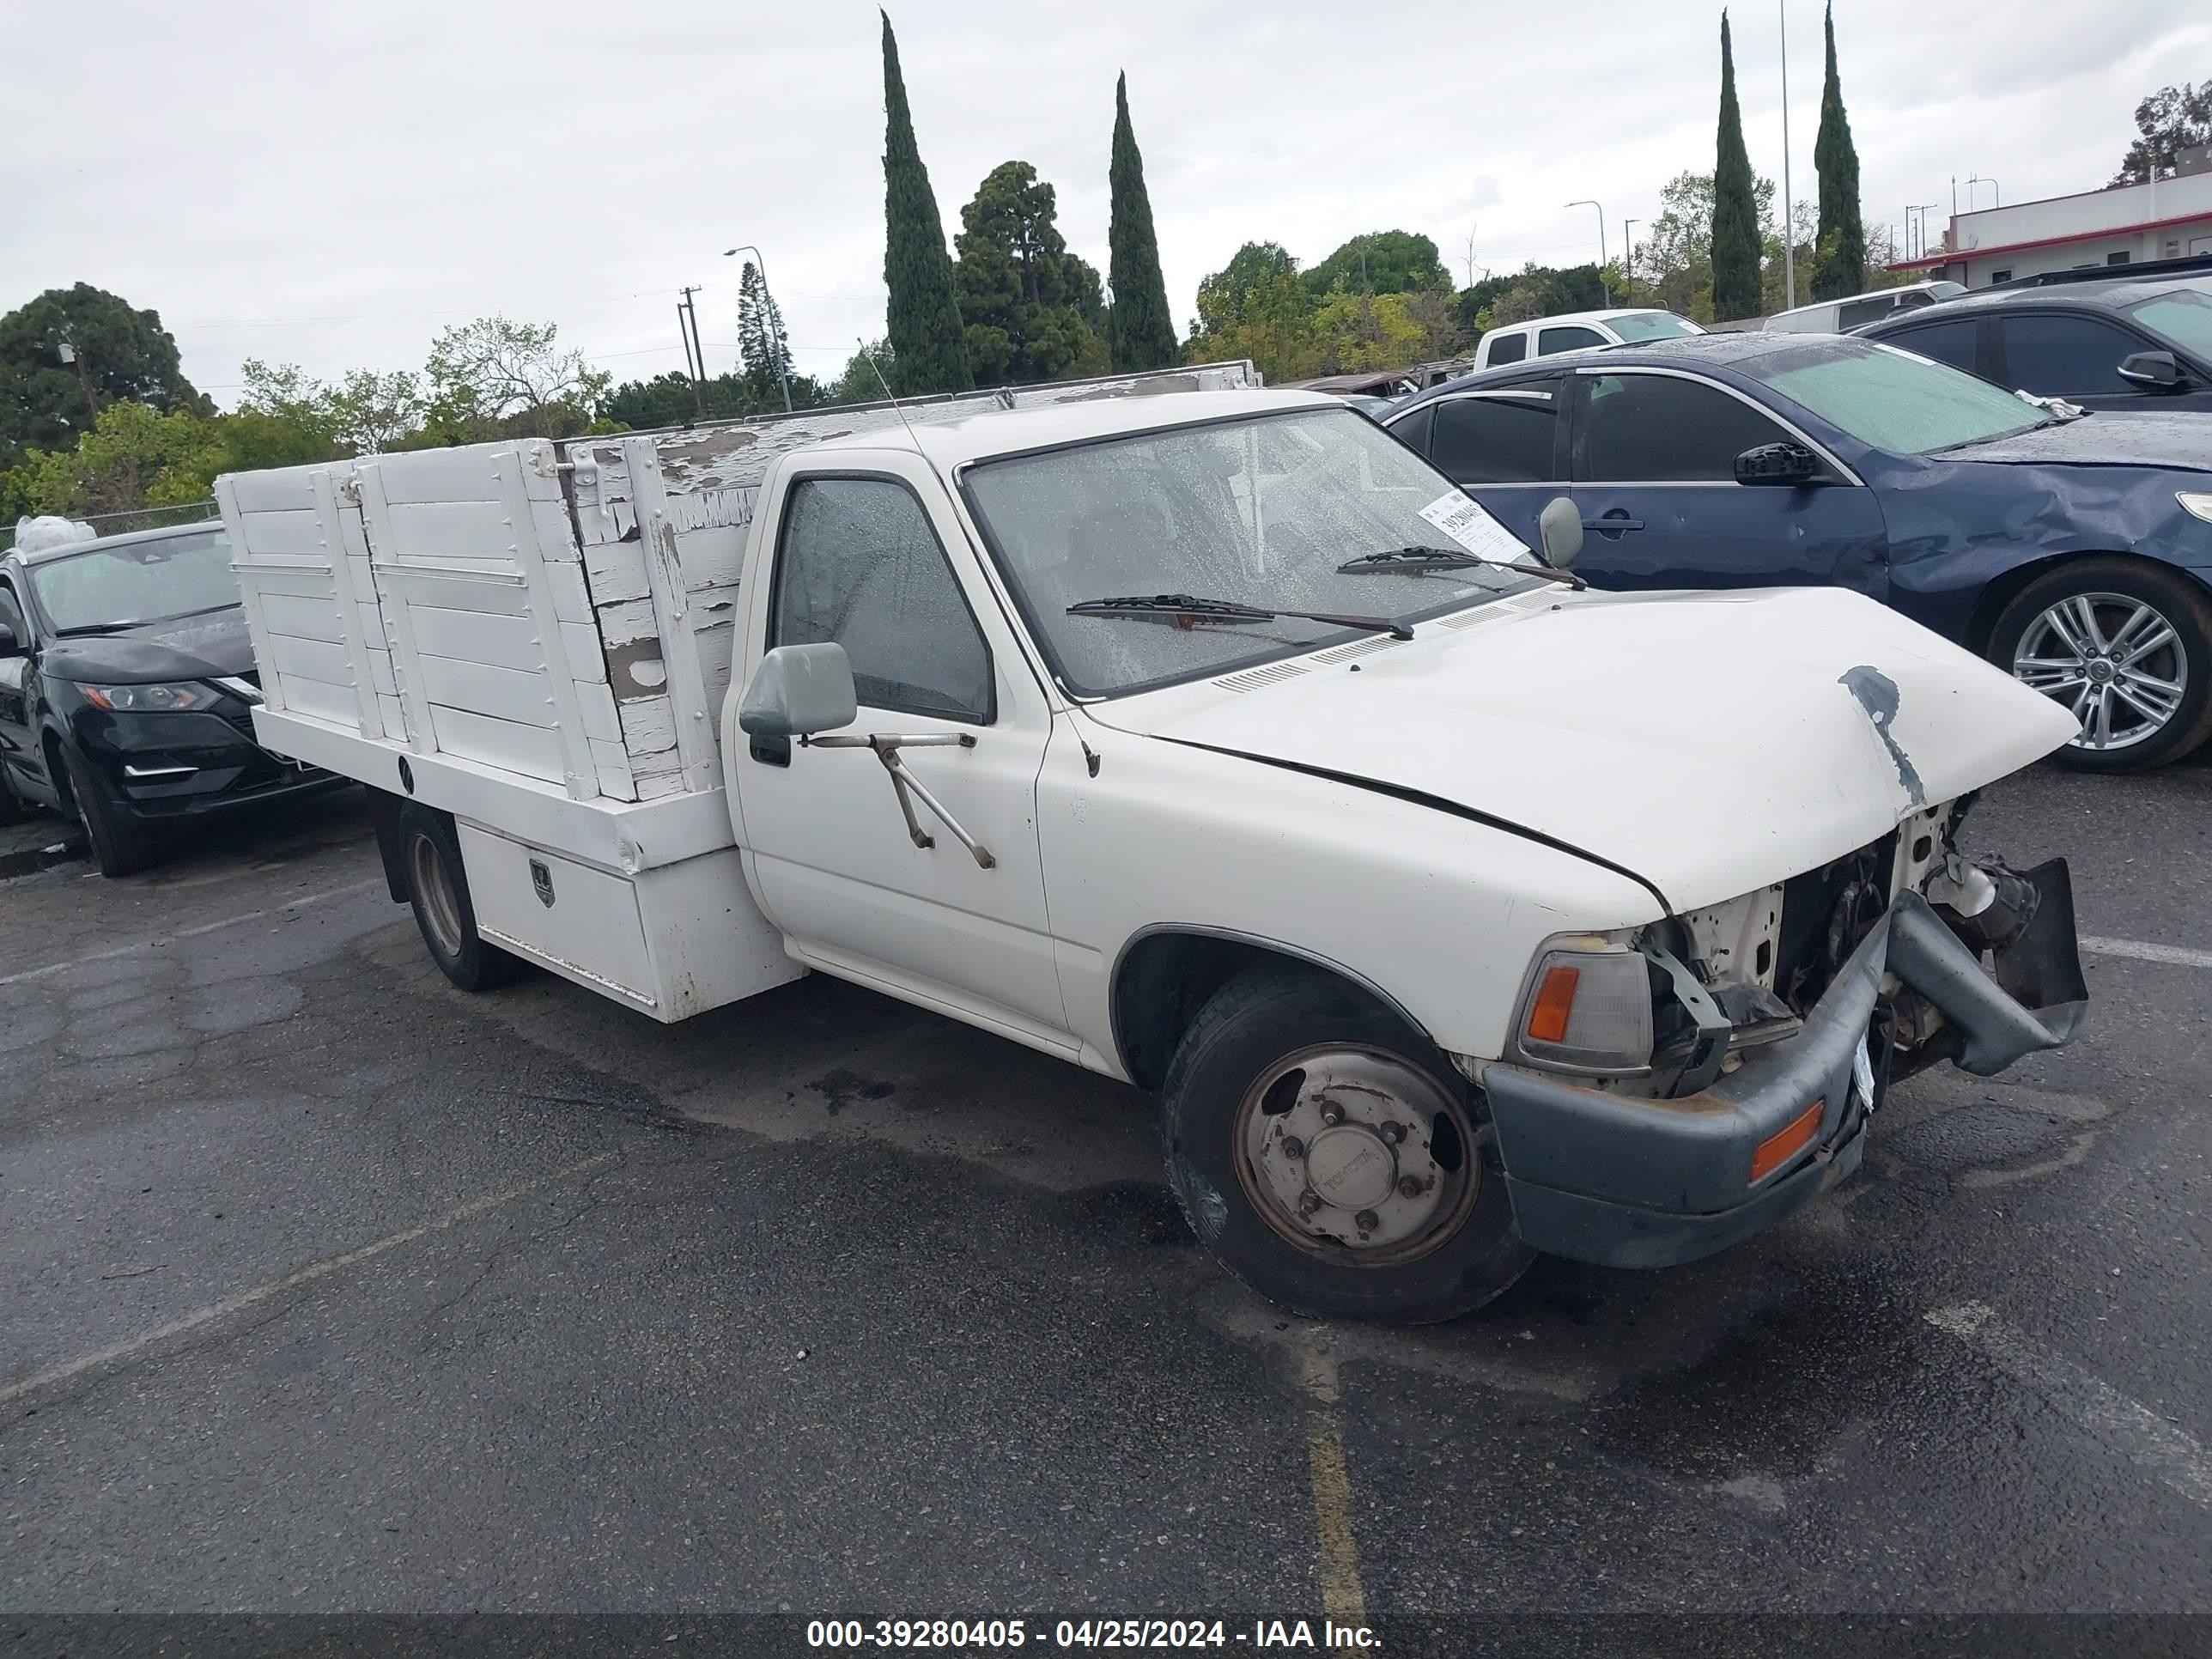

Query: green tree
[419,317,610,442]
[1302,231,1450,299]
[833,339,898,404]
[2111,80,2212,185]
[1810,3,1866,301]
[1193,242,1304,337]
[879,10,970,395]
[952,161,1107,386]
[734,261,794,404]
[1106,72,1178,372]
[1711,12,1763,322]
[2,399,225,518]
[0,285,209,470]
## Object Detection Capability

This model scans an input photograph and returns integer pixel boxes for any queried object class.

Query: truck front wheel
[1159,965,1532,1324]
[398,804,518,993]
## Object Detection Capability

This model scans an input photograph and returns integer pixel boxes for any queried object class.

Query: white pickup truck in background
[217,367,2089,1322]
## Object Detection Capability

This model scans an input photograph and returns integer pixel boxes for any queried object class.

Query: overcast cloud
[9,1,2208,404]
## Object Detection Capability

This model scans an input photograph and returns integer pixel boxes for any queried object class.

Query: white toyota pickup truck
[217,377,2087,1322]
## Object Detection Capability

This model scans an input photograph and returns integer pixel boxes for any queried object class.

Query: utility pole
[676,287,707,419]
[1779,0,1796,309]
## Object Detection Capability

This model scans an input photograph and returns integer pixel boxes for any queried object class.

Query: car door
[1989,309,2170,411]
[1395,377,1567,551]
[0,574,44,799]
[1567,367,1891,596]
[730,455,1075,1054]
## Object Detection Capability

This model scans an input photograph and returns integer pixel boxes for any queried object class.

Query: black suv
[0,520,346,876]
[1863,262,2212,411]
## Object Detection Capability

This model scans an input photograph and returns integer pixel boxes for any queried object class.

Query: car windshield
[961,407,1540,697]
[2124,285,2212,361]
[26,529,239,633]
[1738,340,2050,455]
[1607,312,1701,343]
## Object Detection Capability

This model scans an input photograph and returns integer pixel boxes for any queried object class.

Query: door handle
[804,732,996,869]
[1583,513,1644,533]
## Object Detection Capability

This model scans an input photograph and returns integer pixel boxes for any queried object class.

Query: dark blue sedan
[1382,332,2212,769]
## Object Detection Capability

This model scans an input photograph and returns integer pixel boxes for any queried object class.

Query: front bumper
[71,708,345,822]
[1483,860,2087,1270]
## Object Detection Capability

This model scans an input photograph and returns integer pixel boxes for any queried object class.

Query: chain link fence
[2,499,220,555]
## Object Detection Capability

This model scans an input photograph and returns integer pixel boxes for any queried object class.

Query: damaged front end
[1473,800,2088,1269]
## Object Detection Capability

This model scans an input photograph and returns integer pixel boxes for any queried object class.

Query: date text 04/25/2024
[805,1620,1379,1649]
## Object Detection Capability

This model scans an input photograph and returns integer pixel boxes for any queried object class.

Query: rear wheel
[0,759,26,826]
[1990,559,2212,772]
[62,747,155,878]
[1159,965,1532,1324]
[398,804,518,992]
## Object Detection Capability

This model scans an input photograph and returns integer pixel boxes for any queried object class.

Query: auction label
[1416,489,1533,564]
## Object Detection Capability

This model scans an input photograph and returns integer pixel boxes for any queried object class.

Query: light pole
[1779,0,1796,309]
[1966,174,2000,210]
[1621,218,1638,289]
[1565,200,1607,301]
[1907,203,1939,261]
[722,243,793,413]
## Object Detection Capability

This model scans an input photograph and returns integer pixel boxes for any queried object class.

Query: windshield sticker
[1418,489,1532,563]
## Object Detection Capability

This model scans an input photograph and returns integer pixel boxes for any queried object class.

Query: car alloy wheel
[2011,592,2187,754]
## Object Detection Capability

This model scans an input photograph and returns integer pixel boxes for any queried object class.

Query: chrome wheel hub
[2014,592,2187,752]
[1237,1046,1475,1265]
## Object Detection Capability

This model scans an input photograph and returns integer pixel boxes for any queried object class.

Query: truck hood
[1085,586,2079,913]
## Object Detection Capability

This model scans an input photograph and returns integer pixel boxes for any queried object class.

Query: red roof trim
[1887,209,2212,272]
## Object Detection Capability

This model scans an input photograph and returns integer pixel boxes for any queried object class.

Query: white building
[1892,161,2212,288]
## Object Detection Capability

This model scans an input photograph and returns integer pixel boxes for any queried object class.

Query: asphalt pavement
[1,760,2207,1652]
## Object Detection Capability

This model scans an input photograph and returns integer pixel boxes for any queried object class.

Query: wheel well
[1962,550,2178,657]
[1109,930,1418,1093]
[40,728,72,807]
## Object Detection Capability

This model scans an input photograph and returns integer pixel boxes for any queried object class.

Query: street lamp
[722,243,793,413]
[1565,199,1607,301]
[1620,218,1639,288]
[1778,0,1796,309]
[1966,174,2000,210]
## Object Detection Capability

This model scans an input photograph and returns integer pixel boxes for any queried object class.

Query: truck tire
[1159,963,1533,1324]
[1988,558,2212,772]
[63,747,156,878]
[398,804,519,992]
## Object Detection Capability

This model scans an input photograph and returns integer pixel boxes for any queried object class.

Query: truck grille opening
[1773,832,1897,1015]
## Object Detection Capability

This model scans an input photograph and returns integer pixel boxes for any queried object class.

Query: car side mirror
[1537,496,1583,571]
[738,642,857,738]
[1735,441,1822,486]
[2117,350,2186,391]
[0,620,22,659]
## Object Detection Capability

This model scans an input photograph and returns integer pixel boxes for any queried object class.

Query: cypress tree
[879,11,970,394]
[1106,72,1179,372]
[1811,3,1866,301]
[1711,11,1763,322]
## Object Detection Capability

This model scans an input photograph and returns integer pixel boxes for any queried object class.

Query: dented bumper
[1483,860,2087,1270]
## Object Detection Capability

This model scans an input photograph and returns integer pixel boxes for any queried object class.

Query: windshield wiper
[1066,593,1413,641]
[1335,544,1585,589]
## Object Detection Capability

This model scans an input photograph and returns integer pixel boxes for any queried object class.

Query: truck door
[729,453,1074,1053]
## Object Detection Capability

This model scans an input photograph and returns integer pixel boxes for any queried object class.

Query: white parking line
[1926,1303,2212,1511]
[2081,936,2212,970]
[0,1152,618,1408]
[0,877,386,988]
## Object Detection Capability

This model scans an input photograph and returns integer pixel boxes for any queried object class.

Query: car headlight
[1509,943,1655,1074]
[2179,491,2212,524]
[77,681,214,712]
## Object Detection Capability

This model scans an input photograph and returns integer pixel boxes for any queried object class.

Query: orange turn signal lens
[1526,964,1581,1044]
[1749,1100,1826,1182]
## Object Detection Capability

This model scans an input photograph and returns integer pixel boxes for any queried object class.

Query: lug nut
[1321,1104,1344,1127]
[1281,1136,1304,1159]
[1298,1193,1322,1217]
[1381,1122,1406,1145]
[1398,1176,1424,1198]
[1354,1210,1380,1232]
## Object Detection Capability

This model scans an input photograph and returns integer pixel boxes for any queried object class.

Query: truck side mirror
[2117,350,2186,392]
[738,642,858,738]
[1735,441,1822,486]
[0,620,21,659]
[1536,496,1582,571]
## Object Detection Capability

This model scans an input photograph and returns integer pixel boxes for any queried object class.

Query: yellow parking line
[1298,1334,1370,1628]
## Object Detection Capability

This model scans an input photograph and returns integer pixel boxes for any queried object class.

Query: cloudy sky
[9,0,2207,404]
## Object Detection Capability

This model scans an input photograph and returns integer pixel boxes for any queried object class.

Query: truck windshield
[27,529,239,634]
[961,407,1538,697]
